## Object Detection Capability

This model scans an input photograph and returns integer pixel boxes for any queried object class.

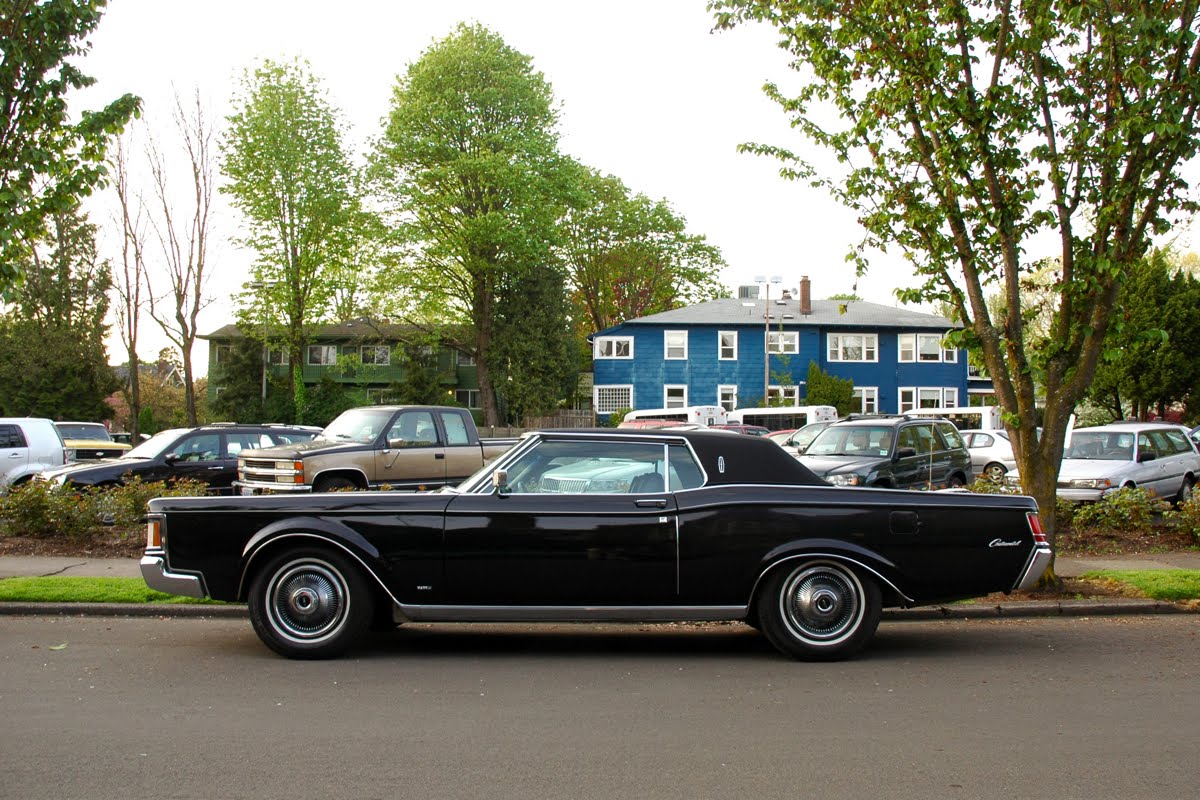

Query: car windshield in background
[1063,431,1134,461]
[805,425,895,457]
[56,424,112,441]
[320,408,395,443]
[123,428,190,460]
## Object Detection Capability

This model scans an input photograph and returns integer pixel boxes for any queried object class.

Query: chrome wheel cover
[265,559,350,644]
[779,563,864,646]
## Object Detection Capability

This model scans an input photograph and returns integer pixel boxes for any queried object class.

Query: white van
[923,406,1003,431]
[621,406,728,427]
[727,405,839,432]
[0,418,68,494]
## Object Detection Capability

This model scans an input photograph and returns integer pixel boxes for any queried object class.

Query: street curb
[0,599,1193,620]
[0,602,248,618]
[884,599,1193,620]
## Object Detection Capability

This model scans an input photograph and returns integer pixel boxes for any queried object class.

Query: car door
[893,423,945,488]
[0,424,29,488]
[442,438,678,606]
[160,432,226,488]
[1133,432,1168,495]
[438,409,484,483]
[376,409,447,488]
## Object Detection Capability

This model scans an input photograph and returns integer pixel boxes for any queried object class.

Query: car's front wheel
[758,560,881,661]
[248,548,373,659]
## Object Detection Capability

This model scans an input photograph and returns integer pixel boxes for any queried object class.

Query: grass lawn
[1079,569,1200,601]
[0,576,228,604]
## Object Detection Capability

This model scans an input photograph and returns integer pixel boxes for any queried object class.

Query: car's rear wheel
[758,560,881,661]
[314,475,359,493]
[1177,476,1195,505]
[983,462,1008,482]
[947,474,966,488]
[248,548,373,659]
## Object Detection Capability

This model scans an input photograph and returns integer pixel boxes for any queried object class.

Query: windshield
[790,422,832,449]
[320,408,395,444]
[806,425,894,457]
[56,424,112,441]
[1063,431,1134,461]
[124,428,190,459]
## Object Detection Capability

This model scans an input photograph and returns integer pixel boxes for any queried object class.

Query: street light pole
[755,275,781,405]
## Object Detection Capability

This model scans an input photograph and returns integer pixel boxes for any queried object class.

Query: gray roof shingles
[615,297,957,330]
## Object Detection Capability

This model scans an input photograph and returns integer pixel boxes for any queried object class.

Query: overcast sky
[76,0,1198,375]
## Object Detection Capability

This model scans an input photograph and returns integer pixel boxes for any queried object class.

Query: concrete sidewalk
[5,552,1200,581]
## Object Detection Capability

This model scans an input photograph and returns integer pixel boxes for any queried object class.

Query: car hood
[1056,458,1133,480]
[239,437,365,460]
[797,454,890,477]
[40,458,142,481]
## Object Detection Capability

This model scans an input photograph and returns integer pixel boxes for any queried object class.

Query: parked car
[1008,422,1199,503]
[55,421,131,462]
[960,428,1017,482]
[798,415,973,489]
[40,423,319,494]
[0,417,68,494]
[141,428,1050,661]
[708,424,771,436]
[773,420,835,456]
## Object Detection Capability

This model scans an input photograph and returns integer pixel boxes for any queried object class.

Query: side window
[1137,434,1154,458]
[936,423,965,450]
[386,411,439,447]
[440,412,470,446]
[1162,429,1192,455]
[227,432,274,456]
[169,434,221,462]
[667,444,704,490]
[896,426,919,452]
[968,433,993,448]
[0,424,27,449]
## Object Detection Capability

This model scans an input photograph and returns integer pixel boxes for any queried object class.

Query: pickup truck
[236,405,515,493]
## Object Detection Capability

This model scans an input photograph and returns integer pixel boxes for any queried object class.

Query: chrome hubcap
[267,560,348,643]
[781,564,863,644]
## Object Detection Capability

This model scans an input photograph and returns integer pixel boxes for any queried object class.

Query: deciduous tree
[374,23,577,426]
[713,0,1200,564]
[1,0,139,300]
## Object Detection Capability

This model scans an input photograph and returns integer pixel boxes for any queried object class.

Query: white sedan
[960,429,1017,482]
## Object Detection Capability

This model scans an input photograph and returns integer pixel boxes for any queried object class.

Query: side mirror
[1137,451,1157,463]
[164,453,180,464]
[492,468,509,496]
[894,447,918,460]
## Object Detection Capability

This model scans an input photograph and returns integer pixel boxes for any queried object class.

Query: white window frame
[942,344,958,363]
[942,387,959,407]
[899,332,957,363]
[718,384,738,412]
[307,345,338,366]
[828,333,878,362]
[213,345,234,365]
[853,387,879,414]
[360,345,391,366]
[767,385,800,405]
[718,331,737,360]
[456,351,476,366]
[594,336,633,359]
[767,330,799,354]
[594,385,634,414]
[455,389,481,408]
[664,384,688,408]
[900,386,958,412]
[267,347,289,366]
[664,330,688,360]
[366,387,396,405]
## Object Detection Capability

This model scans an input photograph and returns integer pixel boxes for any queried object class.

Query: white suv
[0,418,68,494]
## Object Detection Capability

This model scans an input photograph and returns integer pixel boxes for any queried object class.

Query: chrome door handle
[635,498,667,508]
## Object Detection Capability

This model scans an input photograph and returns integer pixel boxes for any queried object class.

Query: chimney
[799,275,812,315]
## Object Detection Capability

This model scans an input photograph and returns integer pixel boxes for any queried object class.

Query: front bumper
[140,551,206,598]
[1014,546,1055,591]
[234,481,312,495]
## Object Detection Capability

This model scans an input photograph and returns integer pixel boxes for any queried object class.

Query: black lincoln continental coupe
[142,429,1051,661]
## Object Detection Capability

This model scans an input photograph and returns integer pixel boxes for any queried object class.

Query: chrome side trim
[238,532,403,609]
[396,604,746,623]
[750,552,914,606]
[1014,546,1054,591]
[139,552,206,598]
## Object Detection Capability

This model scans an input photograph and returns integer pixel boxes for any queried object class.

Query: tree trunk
[181,340,197,425]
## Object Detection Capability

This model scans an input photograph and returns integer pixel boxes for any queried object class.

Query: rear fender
[238,517,396,605]
[752,539,912,608]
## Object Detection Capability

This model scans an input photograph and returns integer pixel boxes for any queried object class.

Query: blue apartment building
[591,278,978,421]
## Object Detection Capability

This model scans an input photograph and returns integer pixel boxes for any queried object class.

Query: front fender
[237,517,392,603]
[753,538,912,607]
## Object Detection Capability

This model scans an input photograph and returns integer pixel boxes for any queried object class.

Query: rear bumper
[1015,546,1055,591]
[140,551,206,598]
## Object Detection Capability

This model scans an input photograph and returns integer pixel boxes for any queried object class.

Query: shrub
[1,477,210,540]
[1165,494,1200,541]
[967,477,1020,495]
[0,481,97,539]
[1070,487,1169,532]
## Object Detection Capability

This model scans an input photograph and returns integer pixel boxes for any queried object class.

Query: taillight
[1026,511,1047,545]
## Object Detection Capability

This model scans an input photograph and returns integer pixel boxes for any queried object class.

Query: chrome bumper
[1014,546,1054,591]
[140,552,206,598]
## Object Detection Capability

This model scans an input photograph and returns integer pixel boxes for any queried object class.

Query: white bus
[621,405,728,427]
[726,405,839,432]
[923,405,1002,431]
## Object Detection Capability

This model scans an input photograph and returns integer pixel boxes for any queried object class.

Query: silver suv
[0,418,68,494]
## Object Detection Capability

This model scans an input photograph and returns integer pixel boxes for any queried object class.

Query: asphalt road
[2,615,1197,800]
